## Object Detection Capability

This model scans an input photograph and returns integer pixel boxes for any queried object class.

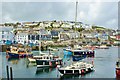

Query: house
[15,32,29,44]
[82,31,95,39]
[39,29,52,40]
[67,31,80,39]
[43,21,51,28]
[61,22,72,28]
[115,34,120,40]
[59,32,69,41]
[28,33,39,44]
[0,26,14,45]
[112,30,120,40]
[84,24,92,30]
[22,22,38,26]
[52,21,60,28]
[51,30,60,38]
[58,31,80,41]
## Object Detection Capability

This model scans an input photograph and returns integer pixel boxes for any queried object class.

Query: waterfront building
[28,33,39,45]
[0,26,14,45]
[15,32,29,44]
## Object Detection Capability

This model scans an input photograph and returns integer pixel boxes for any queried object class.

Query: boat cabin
[72,50,94,56]
[34,54,54,60]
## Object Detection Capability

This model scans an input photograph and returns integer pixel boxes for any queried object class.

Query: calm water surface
[0,46,119,78]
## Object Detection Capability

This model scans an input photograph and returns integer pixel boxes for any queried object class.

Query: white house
[22,22,38,26]
[0,26,14,43]
[58,31,80,41]
[82,24,92,29]
[61,22,72,28]
[15,32,29,44]
[52,22,60,28]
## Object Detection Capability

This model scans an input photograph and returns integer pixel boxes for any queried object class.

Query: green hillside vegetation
[92,26,106,30]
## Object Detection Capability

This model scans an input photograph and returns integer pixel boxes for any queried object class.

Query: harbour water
[0,46,118,78]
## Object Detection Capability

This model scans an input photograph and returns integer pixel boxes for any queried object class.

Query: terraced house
[0,26,14,45]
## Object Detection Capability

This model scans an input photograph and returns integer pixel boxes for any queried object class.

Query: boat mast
[74,1,78,46]
[75,1,78,27]
[39,30,41,54]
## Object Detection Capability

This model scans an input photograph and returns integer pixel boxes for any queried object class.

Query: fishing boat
[116,59,120,78]
[72,50,95,61]
[6,46,33,58]
[58,62,94,75]
[28,50,58,63]
[36,54,63,68]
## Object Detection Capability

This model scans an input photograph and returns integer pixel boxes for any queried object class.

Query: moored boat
[58,62,94,75]
[6,46,33,58]
[28,52,59,63]
[36,54,63,68]
[72,50,95,61]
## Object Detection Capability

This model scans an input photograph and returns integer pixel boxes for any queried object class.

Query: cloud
[2,2,118,29]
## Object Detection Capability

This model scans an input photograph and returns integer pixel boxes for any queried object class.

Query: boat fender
[56,62,58,65]
[79,70,81,74]
[64,70,66,74]
[81,69,84,74]
[49,61,52,66]
[81,69,86,74]
[92,61,94,65]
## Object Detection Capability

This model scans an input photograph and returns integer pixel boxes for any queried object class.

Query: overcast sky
[1,0,119,29]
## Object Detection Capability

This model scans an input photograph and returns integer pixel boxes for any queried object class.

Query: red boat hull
[116,68,120,78]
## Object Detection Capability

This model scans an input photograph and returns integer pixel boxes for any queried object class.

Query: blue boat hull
[7,52,19,58]
[72,56,86,61]
[7,52,33,58]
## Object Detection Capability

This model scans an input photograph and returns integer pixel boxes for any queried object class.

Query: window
[2,35,4,38]
[2,31,4,34]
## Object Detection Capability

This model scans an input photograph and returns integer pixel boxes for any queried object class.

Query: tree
[50,22,54,28]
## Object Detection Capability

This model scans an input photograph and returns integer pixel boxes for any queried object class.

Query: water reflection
[60,74,83,79]
[36,67,55,75]
[7,57,19,64]
[59,70,95,79]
